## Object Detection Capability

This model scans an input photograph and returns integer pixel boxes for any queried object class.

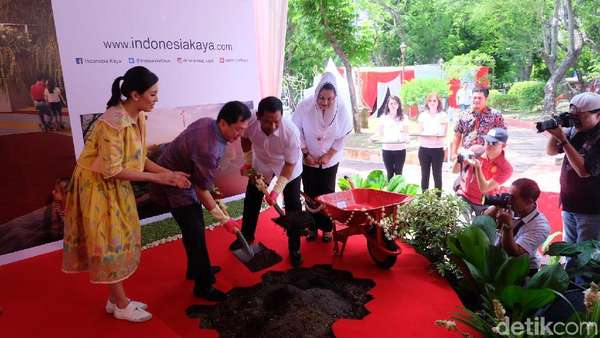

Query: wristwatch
[557,139,569,147]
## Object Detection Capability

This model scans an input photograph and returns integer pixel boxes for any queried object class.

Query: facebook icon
[75,57,83,64]
[128,57,135,64]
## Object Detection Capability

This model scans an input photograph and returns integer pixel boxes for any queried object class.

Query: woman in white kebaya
[292,72,353,242]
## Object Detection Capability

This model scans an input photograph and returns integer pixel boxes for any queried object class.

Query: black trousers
[302,164,338,232]
[418,147,444,191]
[382,149,406,180]
[240,175,302,252]
[170,203,214,289]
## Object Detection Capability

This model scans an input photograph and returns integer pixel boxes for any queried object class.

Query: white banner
[51,0,260,155]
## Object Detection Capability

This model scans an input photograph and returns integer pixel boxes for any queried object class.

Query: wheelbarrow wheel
[367,236,398,269]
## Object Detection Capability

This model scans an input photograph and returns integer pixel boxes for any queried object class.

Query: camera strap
[513,211,539,237]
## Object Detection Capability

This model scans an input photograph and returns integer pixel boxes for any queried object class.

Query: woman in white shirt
[44,78,66,130]
[292,72,352,242]
[371,96,408,180]
[417,92,448,192]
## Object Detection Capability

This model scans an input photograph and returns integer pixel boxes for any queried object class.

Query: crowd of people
[61,65,600,323]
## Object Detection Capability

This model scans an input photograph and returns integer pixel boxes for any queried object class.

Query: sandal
[306,229,317,242]
[113,302,152,322]
[106,298,148,314]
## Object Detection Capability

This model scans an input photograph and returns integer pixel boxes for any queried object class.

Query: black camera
[457,149,475,164]
[535,112,574,133]
[483,192,512,208]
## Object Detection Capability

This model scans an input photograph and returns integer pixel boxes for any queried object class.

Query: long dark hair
[106,66,158,108]
[385,95,403,121]
[47,78,56,93]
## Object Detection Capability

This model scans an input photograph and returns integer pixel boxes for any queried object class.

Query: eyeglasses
[486,140,499,146]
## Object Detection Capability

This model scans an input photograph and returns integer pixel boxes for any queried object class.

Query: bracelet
[557,139,568,147]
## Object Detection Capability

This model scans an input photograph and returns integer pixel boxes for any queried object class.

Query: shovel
[231,229,262,263]
[230,172,285,272]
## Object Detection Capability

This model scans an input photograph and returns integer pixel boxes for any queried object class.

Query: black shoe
[290,250,303,267]
[186,266,222,280]
[193,286,227,301]
[228,238,253,251]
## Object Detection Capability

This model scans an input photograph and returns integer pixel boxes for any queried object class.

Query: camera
[535,112,574,133]
[483,193,512,208]
[457,149,475,164]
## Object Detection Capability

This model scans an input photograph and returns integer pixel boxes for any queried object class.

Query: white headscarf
[292,72,353,168]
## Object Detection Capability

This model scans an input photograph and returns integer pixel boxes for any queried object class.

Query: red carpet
[0,208,473,338]
[537,191,563,241]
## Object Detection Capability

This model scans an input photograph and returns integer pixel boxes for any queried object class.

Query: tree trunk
[540,0,582,115]
[340,58,361,134]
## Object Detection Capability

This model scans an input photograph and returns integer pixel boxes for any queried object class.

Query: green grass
[141,199,246,246]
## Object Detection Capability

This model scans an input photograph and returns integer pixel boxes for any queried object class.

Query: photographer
[484,178,550,275]
[546,92,600,244]
[454,128,513,215]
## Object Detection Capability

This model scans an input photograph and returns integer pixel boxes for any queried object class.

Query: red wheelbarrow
[313,188,413,269]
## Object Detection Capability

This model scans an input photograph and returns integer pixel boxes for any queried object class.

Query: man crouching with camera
[545,92,600,244]
[453,128,513,215]
[484,178,551,276]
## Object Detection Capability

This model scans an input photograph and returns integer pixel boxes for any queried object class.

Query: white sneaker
[106,298,148,314]
[113,302,152,323]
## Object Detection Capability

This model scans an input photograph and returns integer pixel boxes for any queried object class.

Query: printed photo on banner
[0,0,75,255]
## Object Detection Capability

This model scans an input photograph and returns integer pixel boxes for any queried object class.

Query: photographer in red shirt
[453,128,513,215]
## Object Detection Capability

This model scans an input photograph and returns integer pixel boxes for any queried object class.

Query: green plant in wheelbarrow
[440,218,571,337]
[337,170,422,196]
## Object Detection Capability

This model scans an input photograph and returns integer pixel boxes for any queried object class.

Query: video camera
[483,192,512,208]
[535,112,574,133]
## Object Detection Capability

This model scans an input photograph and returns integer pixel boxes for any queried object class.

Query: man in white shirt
[484,178,551,275]
[229,96,305,266]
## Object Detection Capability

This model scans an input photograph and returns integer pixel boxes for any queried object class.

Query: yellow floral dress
[62,105,147,283]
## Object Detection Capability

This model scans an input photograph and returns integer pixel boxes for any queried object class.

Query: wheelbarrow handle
[299,191,316,204]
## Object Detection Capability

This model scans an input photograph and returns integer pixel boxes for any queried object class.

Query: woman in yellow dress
[62,66,190,322]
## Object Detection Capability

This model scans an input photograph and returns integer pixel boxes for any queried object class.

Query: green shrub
[488,89,513,111]
[400,78,450,106]
[384,190,469,277]
[506,80,545,111]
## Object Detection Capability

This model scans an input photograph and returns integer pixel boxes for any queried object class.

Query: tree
[540,0,583,114]
[299,0,373,133]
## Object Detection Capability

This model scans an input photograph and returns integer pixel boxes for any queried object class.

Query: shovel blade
[232,243,263,262]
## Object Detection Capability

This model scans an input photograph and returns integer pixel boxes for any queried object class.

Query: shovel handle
[249,174,286,217]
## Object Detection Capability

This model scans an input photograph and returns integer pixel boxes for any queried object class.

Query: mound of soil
[186,264,375,338]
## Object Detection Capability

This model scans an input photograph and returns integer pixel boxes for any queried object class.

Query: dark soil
[186,264,375,338]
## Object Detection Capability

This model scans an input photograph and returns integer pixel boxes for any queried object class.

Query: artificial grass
[141,199,246,246]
